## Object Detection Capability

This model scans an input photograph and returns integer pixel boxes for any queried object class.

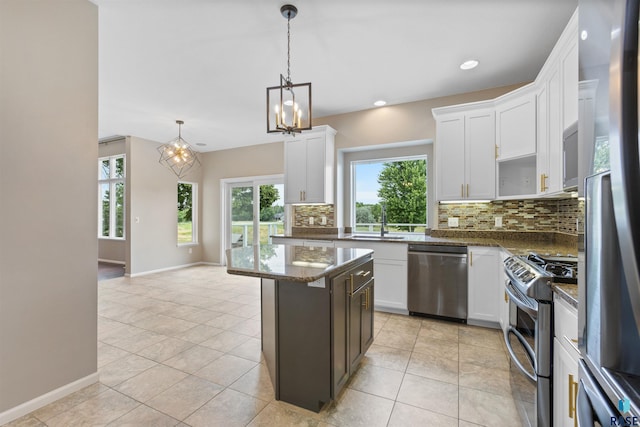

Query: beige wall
[201,143,284,263]
[98,139,126,263]
[0,0,98,416]
[314,83,526,149]
[127,137,203,275]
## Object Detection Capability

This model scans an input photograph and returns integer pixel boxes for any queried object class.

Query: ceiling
[94,0,578,152]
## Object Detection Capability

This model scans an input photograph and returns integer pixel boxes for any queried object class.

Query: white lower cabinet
[334,241,408,314]
[467,246,501,326]
[554,337,579,427]
[372,259,407,313]
[554,294,580,427]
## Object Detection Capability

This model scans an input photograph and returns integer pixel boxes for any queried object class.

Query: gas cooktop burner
[526,252,578,284]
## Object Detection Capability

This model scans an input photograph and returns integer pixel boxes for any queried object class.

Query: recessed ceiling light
[460,59,479,70]
[374,100,386,107]
[581,30,588,40]
[196,143,206,146]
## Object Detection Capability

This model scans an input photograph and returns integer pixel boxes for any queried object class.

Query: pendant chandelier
[267,4,312,135]
[157,120,201,179]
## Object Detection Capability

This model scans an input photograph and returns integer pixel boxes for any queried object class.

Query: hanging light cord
[286,11,292,84]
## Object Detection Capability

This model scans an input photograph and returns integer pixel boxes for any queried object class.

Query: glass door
[258,182,285,245]
[229,183,254,249]
[225,177,284,256]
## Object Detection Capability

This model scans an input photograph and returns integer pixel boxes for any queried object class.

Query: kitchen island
[226,244,374,412]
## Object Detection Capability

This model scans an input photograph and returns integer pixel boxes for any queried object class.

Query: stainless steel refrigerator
[578,0,640,424]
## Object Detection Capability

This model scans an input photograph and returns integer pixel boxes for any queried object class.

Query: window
[352,156,427,234]
[98,155,125,239]
[178,181,197,244]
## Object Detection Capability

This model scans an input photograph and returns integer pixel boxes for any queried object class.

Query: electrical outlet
[495,216,503,228]
[309,217,314,225]
[188,247,193,254]
[448,217,459,228]
[320,216,327,225]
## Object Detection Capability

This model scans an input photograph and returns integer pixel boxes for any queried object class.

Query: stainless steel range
[503,252,578,427]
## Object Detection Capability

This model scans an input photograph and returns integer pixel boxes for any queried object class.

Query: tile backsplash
[438,198,583,234]
[293,205,335,228]
[292,198,584,235]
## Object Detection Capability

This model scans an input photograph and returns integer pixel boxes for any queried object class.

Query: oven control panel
[504,256,554,301]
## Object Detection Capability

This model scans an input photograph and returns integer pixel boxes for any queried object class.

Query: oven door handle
[504,325,537,383]
[504,282,538,318]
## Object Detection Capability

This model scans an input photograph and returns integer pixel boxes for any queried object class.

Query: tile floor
[4,265,535,427]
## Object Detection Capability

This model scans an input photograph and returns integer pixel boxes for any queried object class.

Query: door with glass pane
[258,182,284,245]
[229,183,254,249]
[226,178,284,253]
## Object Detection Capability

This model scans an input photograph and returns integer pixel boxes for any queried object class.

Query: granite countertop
[273,231,578,257]
[226,244,373,282]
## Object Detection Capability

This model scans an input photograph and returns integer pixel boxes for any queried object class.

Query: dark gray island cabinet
[226,244,374,412]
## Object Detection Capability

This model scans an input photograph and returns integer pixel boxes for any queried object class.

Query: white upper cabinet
[432,8,578,201]
[433,103,495,201]
[434,114,465,201]
[284,125,336,204]
[562,35,579,130]
[536,9,578,196]
[466,110,497,200]
[495,86,537,160]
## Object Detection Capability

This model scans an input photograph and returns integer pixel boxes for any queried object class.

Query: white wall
[127,136,203,275]
[0,0,98,418]
[98,138,126,263]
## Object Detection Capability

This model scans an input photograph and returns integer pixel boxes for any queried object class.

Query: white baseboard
[0,372,99,425]
[127,261,221,278]
[98,258,126,265]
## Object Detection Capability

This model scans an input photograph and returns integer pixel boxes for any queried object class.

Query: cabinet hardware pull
[470,252,473,266]
[568,374,578,423]
[303,190,306,201]
[362,289,368,309]
[349,274,354,296]
[540,174,548,192]
[495,144,499,159]
[504,291,509,302]
[466,184,469,198]
[461,184,464,198]
[356,270,371,277]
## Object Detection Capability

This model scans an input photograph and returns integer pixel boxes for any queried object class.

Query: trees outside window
[178,182,197,244]
[98,155,125,239]
[353,157,427,233]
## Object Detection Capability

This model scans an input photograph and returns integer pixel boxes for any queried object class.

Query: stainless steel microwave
[563,121,578,190]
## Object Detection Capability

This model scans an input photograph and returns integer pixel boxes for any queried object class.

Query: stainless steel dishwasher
[408,245,468,321]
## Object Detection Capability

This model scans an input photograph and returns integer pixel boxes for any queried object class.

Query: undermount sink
[351,235,406,240]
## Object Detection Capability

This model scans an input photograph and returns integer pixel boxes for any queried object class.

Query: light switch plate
[495,216,503,228]
[309,217,314,225]
[448,217,459,227]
